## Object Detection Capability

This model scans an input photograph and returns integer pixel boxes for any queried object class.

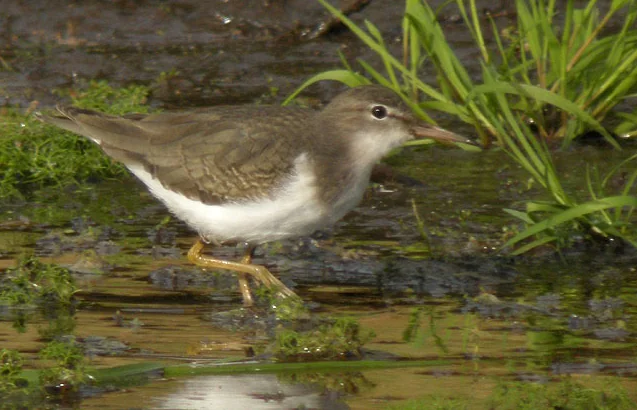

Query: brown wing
[40,105,313,205]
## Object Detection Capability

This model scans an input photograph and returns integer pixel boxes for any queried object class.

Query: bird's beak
[411,124,479,147]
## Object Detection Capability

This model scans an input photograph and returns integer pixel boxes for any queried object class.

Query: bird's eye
[371,105,388,120]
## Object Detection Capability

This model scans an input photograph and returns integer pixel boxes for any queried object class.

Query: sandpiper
[39,85,474,306]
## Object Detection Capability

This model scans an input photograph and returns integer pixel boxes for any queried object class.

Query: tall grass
[291,0,637,253]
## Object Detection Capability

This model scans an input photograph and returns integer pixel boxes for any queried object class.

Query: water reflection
[153,374,349,410]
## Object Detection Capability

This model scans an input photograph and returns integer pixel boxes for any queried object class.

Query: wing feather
[39,105,314,205]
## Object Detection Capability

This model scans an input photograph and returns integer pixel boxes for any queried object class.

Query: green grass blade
[282,70,369,105]
[504,195,637,248]
[471,82,620,148]
[510,235,558,255]
[503,208,535,224]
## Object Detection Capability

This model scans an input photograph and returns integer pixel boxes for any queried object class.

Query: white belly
[126,153,366,244]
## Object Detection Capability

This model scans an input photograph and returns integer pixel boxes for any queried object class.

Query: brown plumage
[43,105,318,205]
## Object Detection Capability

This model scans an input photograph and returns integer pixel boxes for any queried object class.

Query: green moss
[272,317,375,362]
[0,349,27,393]
[256,288,376,361]
[37,314,77,341]
[39,338,88,393]
[0,80,151,198]
[60,79,151,115]
[0,256,78,308]
[0,256,78,336]
[0,349,32,409]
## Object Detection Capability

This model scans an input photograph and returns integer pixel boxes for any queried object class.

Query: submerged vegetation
[0,253,378,402]
[0,256,77,309]
[38,338,88,393]
[0,349,28,402]
[272,317,374,361]
[0,257,87,403]
[289,0,637,254]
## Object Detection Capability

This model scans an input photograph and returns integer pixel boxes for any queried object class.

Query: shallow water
[2,146,637,408]
[2,0,637,409]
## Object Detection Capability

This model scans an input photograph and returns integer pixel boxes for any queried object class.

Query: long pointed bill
[411,124,479,147]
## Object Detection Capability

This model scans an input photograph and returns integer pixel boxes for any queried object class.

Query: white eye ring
[371,105,388,120]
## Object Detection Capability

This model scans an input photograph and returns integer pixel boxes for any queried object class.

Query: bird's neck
[307,141,375,214]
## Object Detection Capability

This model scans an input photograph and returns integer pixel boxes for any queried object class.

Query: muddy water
[2,0,637,409]
[2,147,637,409]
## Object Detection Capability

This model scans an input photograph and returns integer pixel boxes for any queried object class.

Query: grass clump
[294,0,637,254]
[38,338,88,395]
[0,349,28,394]
[0,80,150,199]
[0,349,31,409]
[299,0,637,146]
[0,256,78,308]
[59,79,151,115]
[0,258,88,401]
[272,317,374,361]
[255,285,311,322]
[1,256,78,337]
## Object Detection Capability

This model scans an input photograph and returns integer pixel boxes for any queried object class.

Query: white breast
[126,153,332,244]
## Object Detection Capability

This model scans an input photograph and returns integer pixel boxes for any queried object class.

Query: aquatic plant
[272,317,374,361]
[255,285,310,321]
[0,349,31,409]
[0,256,78,307]
[59,79,151,115]
[0,256,79,336]
[39,338,88,394]
[0,80,150,198]
[402,306,450,354]
[294,0,637,253]
[296,0,637,146]
[0,349,27,393]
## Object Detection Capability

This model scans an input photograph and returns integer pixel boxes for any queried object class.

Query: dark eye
[371,105,388,119]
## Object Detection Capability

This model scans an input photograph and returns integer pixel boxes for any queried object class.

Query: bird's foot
[187,239,298,307]
[248,264,297,299]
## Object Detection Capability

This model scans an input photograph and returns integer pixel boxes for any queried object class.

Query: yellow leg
[236,246,255,306]
[187,239,297,306]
